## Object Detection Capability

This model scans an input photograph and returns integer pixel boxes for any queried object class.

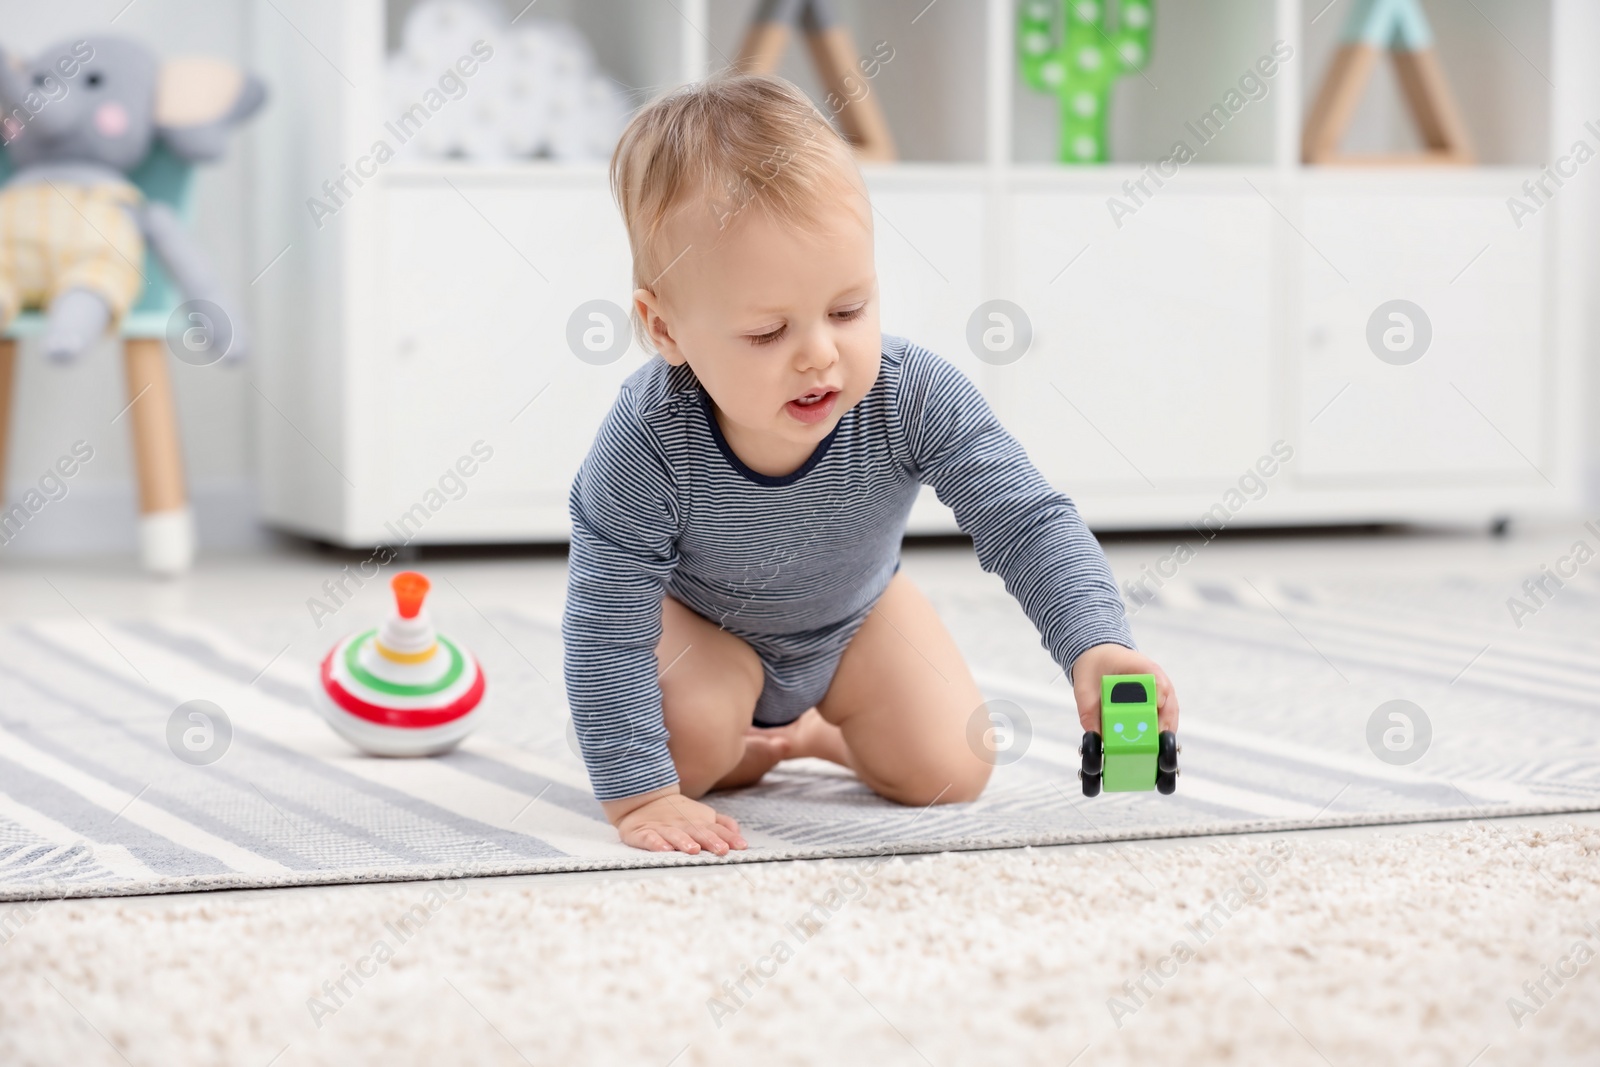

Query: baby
[561,72,1179,856]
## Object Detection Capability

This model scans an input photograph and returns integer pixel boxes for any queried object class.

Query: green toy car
[1079,673,1179,796]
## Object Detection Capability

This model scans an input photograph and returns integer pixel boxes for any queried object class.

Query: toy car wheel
[1156,768,1177,795]
[1080,731,1103,776]
[1080,769,1102,797]
[1158,731,1179,774]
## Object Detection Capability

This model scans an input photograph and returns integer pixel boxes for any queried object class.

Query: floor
[1,520,1597,1064]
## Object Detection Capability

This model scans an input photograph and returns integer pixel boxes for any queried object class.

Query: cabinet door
[865,179,987,379]
[1002,185,1277,492]
[382,179,646,540]
[1295,190,1546,484]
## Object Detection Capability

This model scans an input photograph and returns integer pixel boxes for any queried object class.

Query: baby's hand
[603,787,746,856]
[1070,644,1180,734]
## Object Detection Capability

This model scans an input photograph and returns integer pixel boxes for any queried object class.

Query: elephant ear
[155,57,266,162]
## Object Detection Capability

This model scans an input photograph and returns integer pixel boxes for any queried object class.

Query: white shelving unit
[249,0,1593,547]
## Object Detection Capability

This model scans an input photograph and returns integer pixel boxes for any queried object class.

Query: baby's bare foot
[712,711,855,792]
[712,731,790,791]
[762,707,853,768]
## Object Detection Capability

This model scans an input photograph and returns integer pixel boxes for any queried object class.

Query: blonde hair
[609,71,864,351]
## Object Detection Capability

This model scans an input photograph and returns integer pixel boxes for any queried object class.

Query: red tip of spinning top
[392,571,430,619]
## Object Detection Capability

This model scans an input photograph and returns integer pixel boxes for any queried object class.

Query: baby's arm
[893,340,1179,732]
[561,388,744,855]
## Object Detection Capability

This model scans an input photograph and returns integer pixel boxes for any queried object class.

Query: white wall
[0,0,263,556]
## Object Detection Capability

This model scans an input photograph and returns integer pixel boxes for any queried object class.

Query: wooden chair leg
[123,337,195,574]
[0,338,14,509]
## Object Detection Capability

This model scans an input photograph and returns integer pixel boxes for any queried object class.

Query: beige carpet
[3,819,1598,1066]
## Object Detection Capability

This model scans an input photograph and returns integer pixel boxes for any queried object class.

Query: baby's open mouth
[785,387,840,423]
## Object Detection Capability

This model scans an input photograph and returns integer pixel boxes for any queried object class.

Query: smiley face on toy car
[1106,718,1152,748]
[1079,674,1179,796]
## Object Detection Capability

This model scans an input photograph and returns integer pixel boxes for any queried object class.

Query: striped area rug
[2,573,1597,901]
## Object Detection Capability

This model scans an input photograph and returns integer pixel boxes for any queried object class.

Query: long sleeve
[895,342,1135,679]
[560,386,683,802]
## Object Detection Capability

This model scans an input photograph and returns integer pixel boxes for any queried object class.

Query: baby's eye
[834,305,867,321]
[748,325,786,347]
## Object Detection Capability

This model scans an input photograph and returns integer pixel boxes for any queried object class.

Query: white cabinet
[1001,175,1278,494]
[379,174,646,540]
[865,172,989,384]
[1293,182,1548,486]
[250,0,1591,546]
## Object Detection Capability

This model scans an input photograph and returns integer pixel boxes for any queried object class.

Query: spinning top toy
[315,570,486,756]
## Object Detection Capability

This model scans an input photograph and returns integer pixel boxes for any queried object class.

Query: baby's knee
[946,760,993,804]
[884,757,991,807]
[667,716,747,798]
[936,759,992,804]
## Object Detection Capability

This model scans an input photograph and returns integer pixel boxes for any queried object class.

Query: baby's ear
[635,288,684,364]
[155,57,266,162]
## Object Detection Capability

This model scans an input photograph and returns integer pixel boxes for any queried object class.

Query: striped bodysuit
[560,332,1134,801]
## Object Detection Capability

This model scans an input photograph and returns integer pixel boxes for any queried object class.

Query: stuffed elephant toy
[0,35,265,363]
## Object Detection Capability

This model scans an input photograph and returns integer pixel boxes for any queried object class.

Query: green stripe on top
[343,629,467,697]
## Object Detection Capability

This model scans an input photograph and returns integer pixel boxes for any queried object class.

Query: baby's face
[635,173,880,477]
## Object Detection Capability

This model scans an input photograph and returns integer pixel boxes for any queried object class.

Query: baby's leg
[816,570,993,805]
[656,593,784,797]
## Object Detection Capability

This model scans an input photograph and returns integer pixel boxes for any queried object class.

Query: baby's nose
[798,340,839,369]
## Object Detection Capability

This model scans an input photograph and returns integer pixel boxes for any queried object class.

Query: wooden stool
[0,146,197,574]
[0,334,194,574]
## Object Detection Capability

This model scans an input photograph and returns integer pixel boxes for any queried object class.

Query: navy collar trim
[697,384,842,487]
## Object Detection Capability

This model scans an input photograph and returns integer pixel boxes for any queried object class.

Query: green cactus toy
[1079,673,1179,796]
[1018,0,1154,164]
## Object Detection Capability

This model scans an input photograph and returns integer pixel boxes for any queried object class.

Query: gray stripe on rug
[0,754,231,877]
[0,651,451,868]
[16,628,571,866]
[977,674,1507,810]
[117,620,323,714]
[435,751,608,823]
[0,667,329,872]
[120,620,605,827]
[0,821,118,888]
[1135,612,1600,710]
